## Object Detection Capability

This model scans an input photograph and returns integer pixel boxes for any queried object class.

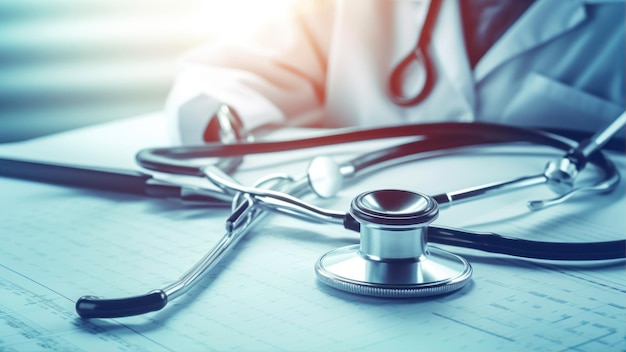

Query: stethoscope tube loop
[387,47,437,106]
[138,124,620,216]
[387,0,442,106]
[140,122,620,260]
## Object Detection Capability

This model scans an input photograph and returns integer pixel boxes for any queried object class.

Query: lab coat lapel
[475,0,587,82]
[432,0,475,112]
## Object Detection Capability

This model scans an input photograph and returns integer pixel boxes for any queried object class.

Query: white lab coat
[166,0,625,145]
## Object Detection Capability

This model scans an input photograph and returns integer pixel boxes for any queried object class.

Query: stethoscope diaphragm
[315,190,472,298]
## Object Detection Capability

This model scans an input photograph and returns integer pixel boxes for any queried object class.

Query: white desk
[0,113,624,351]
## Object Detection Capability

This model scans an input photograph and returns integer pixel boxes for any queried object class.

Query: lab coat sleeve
[165,1,335,145]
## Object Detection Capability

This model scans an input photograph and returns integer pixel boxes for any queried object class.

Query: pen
[0,157,230,206]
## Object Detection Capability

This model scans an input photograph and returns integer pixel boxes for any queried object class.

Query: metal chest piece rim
[315,189,472,298]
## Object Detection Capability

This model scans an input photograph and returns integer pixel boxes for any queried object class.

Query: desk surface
[0,113,624,351]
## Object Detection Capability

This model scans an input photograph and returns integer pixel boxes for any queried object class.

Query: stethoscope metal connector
[316,189,472,298]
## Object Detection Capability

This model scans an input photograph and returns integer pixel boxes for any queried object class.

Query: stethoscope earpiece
[315,190,472,298]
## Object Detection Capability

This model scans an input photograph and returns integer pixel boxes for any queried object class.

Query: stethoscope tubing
[387,0,442,106]
[193,129,623,262]
[136,123,620,211]
[136,122,594,175]
[76,123,625,319]
[427,226,626,261]
[75,169,311,319]
[201,151,625,262]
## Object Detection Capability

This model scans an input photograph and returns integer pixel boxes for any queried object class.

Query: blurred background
[0,0,292,143]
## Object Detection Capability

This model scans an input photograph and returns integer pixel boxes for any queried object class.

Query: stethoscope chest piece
[315,190,472,298]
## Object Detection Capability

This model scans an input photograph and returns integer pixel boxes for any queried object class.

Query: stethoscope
[75,108,626,319]
[387,0,442,106]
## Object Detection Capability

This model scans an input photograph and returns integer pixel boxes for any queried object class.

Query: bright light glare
[200,0,297,38]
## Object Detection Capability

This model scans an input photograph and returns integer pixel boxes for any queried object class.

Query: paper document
[0,113,624,351]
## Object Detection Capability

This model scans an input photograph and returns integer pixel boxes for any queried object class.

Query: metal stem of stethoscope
[75,171,312,318]
[202,164,345,226]
[162,176,308,302]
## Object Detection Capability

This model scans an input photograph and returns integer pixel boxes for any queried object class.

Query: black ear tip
[76,290,167,319]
